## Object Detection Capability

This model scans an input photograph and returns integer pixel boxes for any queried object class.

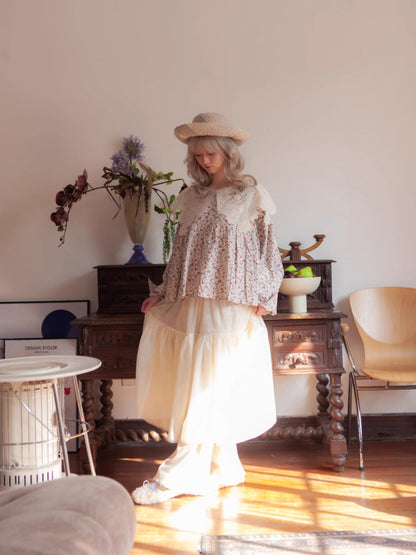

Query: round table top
[0,355,102,382]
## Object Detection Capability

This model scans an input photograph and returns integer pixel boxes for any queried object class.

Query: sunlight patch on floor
[118,456,167,465]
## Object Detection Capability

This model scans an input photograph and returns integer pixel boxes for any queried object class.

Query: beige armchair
[342,286,416,470]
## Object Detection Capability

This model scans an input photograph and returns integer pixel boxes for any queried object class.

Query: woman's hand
[253,304,270,317]
[141,295,162,313]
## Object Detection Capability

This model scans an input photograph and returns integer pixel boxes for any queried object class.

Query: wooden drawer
[96,264,165,313]
[268,323,327,374]
[78,324,141,379]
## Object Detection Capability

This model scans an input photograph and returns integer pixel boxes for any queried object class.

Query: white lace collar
[174,183,275,234]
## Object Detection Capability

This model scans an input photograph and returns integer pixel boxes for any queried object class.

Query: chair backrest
[349,287,416,374]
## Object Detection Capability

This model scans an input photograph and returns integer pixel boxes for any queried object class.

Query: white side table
[0,355,101,486]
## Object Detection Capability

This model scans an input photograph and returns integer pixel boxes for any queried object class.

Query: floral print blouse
[154,182,284,314]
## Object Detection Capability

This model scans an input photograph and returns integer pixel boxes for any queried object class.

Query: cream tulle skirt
[135,297,276,445]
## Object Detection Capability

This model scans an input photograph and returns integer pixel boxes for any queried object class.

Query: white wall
[1,0,416,418]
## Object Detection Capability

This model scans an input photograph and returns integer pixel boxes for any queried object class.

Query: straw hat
[174,112,250,145]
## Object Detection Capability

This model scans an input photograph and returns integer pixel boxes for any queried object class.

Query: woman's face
[194,146,225,176]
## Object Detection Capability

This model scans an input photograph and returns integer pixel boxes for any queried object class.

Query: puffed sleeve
[254,187,284,314]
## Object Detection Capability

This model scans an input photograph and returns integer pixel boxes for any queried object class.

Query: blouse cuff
[259,293,279,315]
[149,279,165,299]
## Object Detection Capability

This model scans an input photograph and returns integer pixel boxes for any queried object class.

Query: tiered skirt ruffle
[136,297,276,444]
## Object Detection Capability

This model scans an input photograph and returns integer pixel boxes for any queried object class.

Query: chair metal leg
[347,372,353,445]
[344,331,365,468]
[349,372,365,470]
[52,381,71,477]
[72,375,96,476]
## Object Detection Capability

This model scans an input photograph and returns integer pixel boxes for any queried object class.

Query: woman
[132,112,283,504]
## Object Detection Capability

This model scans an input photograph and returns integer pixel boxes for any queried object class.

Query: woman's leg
[132,441,246,504]
[156,442,246,492]
[154,442,245,494]
[132,442,216,504]
[155,442,217,495]
[211,443,246,487]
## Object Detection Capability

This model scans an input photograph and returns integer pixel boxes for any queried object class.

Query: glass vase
[123,189,151,264]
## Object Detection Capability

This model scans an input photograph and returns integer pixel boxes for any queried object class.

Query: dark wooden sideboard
[73,262,347,472]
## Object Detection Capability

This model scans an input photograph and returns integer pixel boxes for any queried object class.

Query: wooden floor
[71,440,416,554]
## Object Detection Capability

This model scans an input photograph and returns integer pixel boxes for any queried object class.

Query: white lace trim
[173,183,276,235]
[172,186,212,235]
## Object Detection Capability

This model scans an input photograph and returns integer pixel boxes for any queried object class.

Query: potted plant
[50,135,186,263]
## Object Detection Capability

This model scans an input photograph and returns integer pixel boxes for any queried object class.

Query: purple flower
[123,135,145,161]
[111,151,131,175]
[111,137,144,177]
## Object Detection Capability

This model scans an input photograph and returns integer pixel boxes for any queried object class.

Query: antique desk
[73,261,347,472]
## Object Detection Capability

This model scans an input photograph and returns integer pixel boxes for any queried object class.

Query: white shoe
[218,473,245,489]
[131,481,179,505]
[219,479,244,489]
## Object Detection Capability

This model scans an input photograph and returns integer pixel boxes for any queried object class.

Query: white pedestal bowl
[279,276,321,313]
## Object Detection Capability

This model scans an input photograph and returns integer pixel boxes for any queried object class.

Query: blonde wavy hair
[185,136,257,191]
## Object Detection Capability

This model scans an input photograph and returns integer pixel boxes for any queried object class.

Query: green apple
[299,266,314,278]
[285,265,298,275]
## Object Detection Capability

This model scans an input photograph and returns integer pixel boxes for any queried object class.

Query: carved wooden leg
[266,423,324,442]
[79,379,97,474]
[316,373,330,416]
[328,373,348,472]
[99,379,115,444]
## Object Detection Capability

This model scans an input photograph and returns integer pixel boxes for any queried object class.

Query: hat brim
[174,122,250,145]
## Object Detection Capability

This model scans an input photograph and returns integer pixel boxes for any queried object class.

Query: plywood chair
[342,287,416,470]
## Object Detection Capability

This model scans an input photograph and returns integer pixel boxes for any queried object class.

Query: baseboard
[346,413,416,442]
[114,414,416,445]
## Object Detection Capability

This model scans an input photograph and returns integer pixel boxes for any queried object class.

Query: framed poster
[0,300,89,339]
